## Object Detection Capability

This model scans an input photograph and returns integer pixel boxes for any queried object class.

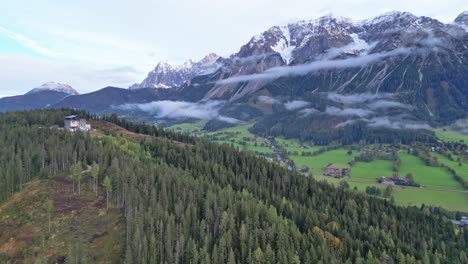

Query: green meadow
[290,148,356,171]
[435,128,468,143]
[432,152,468,181]
[399,153,463,190]
[349,160,395,181]
[168,122,468,212]
[320,178,468,212]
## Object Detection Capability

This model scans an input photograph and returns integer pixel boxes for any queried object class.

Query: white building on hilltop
[64,115,91,131]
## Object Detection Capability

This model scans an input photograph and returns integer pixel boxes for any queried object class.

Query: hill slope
[0,109,467,263]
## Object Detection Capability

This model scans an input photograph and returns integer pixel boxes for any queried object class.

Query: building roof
[65,115,80,120]
[325,164,341,170]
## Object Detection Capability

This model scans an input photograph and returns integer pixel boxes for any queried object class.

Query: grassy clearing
[291,148,355,171]
[206,123,255,138]
[167,120,207,133]
[206,123,275,155]
[399,153,463,190]
[435,128,468,143]
[350,160,395,181]
[391,187,468,212]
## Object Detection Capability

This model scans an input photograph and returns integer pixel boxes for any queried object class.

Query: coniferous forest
[0,109,467,263]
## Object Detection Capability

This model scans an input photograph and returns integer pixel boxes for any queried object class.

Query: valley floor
[169,121,468,212]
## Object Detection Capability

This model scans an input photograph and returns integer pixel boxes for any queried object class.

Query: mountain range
[1,11,467,142]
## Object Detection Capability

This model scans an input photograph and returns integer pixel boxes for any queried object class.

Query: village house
[324,164,342,177]
[452,216,468,227]
[64,115,91,131]
[378,176,395,185]
[378,176,417,186]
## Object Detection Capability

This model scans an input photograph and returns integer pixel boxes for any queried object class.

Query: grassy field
[391,187,468,212]
[351,182,468,212]
[432,152,468,181]
[291,148,356,170]
[167,120,207,133]
[205,123,255,138]
[399,153,463,190]
[316,177,468,212]
[350,160,395,181]
[168,122,468,212]
[205,123,275,154]
[435,128,468,143]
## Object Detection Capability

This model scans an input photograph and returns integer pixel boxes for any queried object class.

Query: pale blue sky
[0,0,466,96]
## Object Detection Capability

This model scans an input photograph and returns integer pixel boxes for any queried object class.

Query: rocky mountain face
[134,53,220,89]
[1,11,466,138]
[27,82,79,95]
[175,11,467,123]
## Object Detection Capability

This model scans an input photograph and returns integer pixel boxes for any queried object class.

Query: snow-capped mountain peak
[455,11,468,28]
[27,82,79,95]
[135,53,221,89]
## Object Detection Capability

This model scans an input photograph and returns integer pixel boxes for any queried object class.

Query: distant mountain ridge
[27,82,79,95]
[0,82,79,112]
[134,53,220,89]
[1,11,467,139]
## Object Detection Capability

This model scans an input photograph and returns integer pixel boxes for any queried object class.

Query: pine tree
[90,162,100,196]
[44,198,53,233]
[102,176,112,211]
[72,162,82,195]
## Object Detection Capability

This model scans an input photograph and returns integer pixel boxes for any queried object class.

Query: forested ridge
[0,109,467,263]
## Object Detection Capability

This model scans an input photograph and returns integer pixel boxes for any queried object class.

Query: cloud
[327,92,394,104]
[0,25,59,57]
[367,100,412,110]
[217,48,411,84]
[299,108,318,117]
[366,116,432,130]
[217,115,241,124]
[335,119,358,128]
[318,33,378,60]
[116,100,226,120]
[257,96,280,104]
[325,106,374,117]
[334,116,431,130]
[284,100,310,110]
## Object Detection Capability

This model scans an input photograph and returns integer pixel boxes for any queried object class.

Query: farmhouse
[452,216,468,227]
[378,176,417,187]
[324,164,342,177]
[64,115,91,131]
[378,176,395,185]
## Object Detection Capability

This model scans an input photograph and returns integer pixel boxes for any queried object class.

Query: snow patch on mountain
[136,53,220,89]
[27,82,79,95]
[270,26,296,64]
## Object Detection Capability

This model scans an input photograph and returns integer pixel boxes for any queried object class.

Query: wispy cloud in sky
[0,25,59,57]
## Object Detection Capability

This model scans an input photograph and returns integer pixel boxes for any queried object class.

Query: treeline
[0,109,467,263]
[0,109,93,202]
[251,117,437,145]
